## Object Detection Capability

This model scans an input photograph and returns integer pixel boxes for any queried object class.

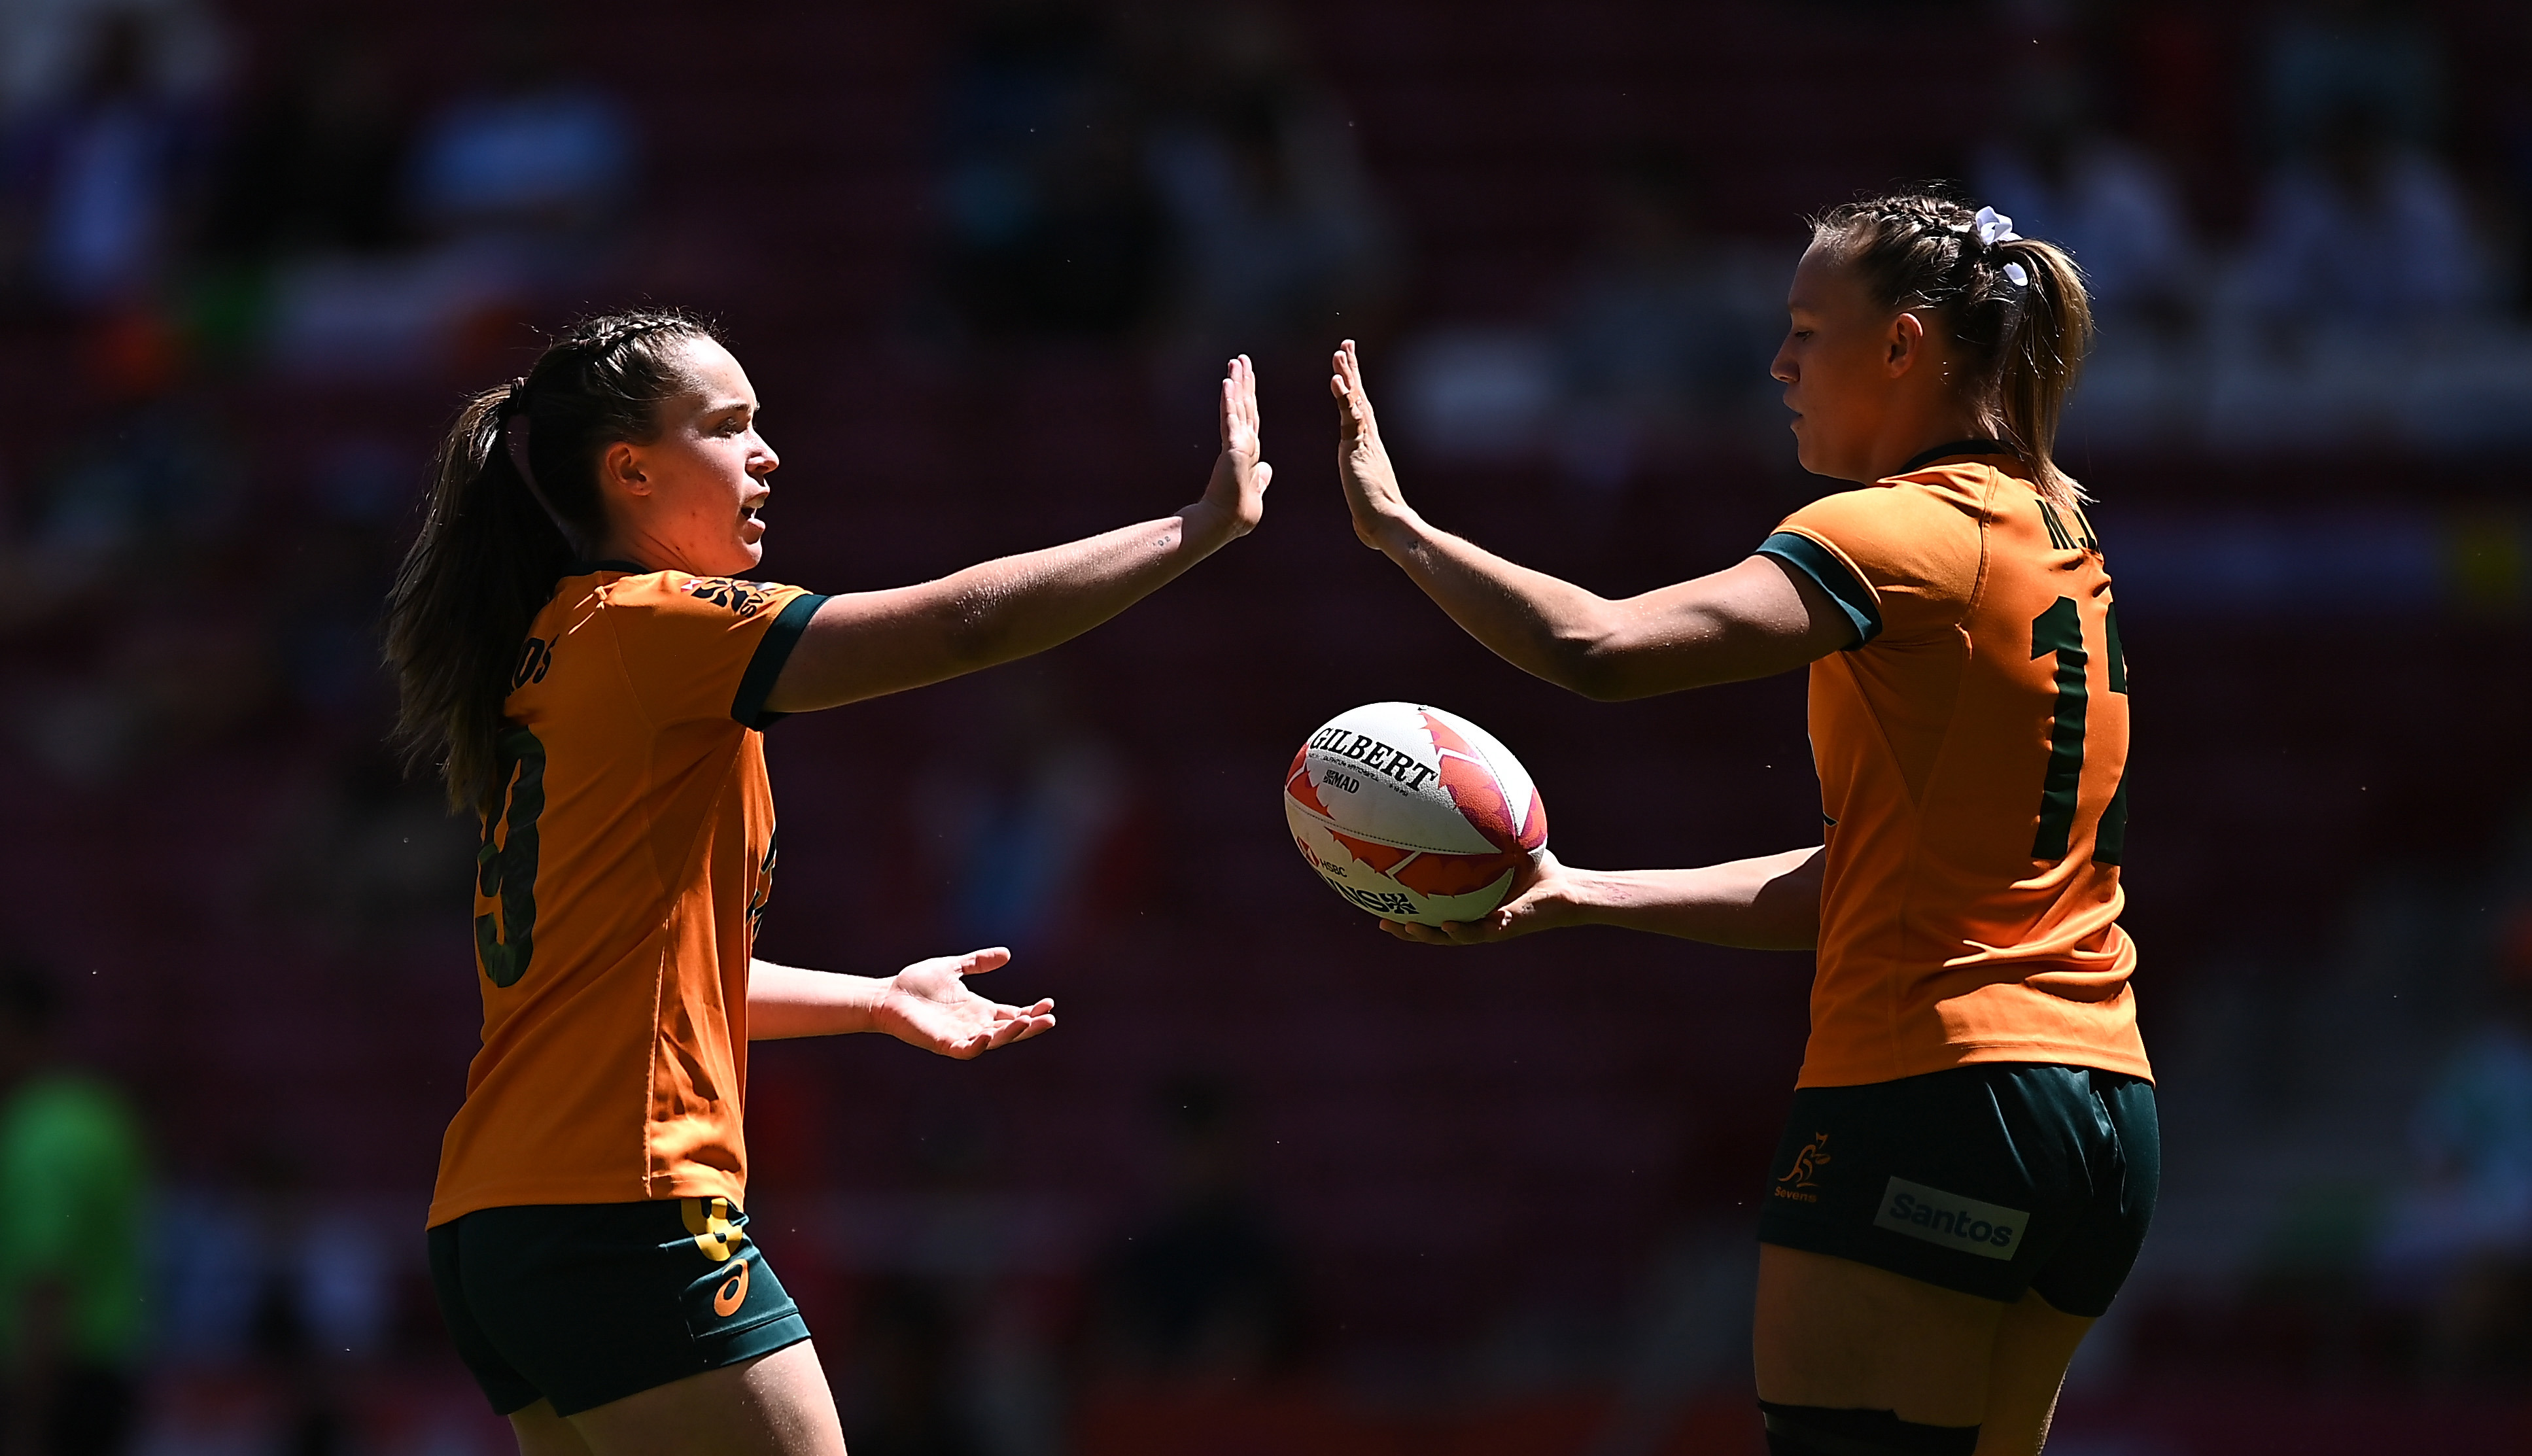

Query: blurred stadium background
[3,0,2531,1451]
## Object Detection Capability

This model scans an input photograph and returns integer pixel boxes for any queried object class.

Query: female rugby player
[384,310,1270,1456]
[1328,197,2149,1456]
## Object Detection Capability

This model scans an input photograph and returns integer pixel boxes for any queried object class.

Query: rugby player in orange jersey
[383,311,1270,1456]
[1328,196,2150,1456]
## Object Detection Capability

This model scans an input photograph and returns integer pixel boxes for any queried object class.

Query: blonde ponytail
[1810,193,2096,505]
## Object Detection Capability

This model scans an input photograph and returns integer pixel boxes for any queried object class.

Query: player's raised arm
[761,356,1270,714]
[1330,340,1850,700]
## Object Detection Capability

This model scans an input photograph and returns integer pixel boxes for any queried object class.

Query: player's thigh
[510,1399,596,1456]
[565,1340,845,1456]
[1973,1289,2092,1456]
[1753,1243,2006,1427]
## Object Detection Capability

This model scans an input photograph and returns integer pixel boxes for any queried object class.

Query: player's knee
[1760,1400,1979,1456]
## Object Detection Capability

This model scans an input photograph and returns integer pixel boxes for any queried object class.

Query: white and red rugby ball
[1283,702,1548,926]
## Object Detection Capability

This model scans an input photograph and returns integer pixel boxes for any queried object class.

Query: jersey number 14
[2031,598,2128,866]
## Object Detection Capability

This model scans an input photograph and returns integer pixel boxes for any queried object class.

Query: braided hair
[1809,191,2092,504]
[385,308,722,814]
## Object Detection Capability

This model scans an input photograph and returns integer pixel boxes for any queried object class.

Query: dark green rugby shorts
[427,1198,811,1417]
[1754,1062,2158,1317]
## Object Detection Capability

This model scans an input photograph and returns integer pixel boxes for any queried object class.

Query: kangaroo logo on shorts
[683,1196,746,1262]
[1771,1132,1831,1204]
[1873,1177,2026,1262]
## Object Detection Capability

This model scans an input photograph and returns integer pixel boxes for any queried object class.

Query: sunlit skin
[476,340,1272,1456]
[1773,240,1991,483]
[563,336,1058,1068]
[1325,240,2094,1451]
[586,336,776,577]
[496,339,1057,1456]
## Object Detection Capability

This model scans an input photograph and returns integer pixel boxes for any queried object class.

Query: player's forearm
[746,959,890,1039]
[1560,847,1822,948]
[932,503,1240,668]
[764,507,1232,712]
[1369,509,1640,697]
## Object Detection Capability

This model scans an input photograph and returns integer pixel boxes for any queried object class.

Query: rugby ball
[1283,702,1548,926]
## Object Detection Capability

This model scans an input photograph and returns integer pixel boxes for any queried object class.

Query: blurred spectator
[404,14,634,255]
[0,959,149,1456]
[934,0,1168,341]
[850,1277,982,1456]
[1,387,269,784]
[914,668,1136,956]
[2229,99,2488,343]
[243,1151,384,1456]
[0,12,211,311]
[2499,16,2532,314]
[0,0,224,122]
[1138,3,1396,353]
[1973,69,2200,333]
[1088,1077,1304,1385]
[1976,59,2208,450]
[199,26,411,272]
[8,390,234,597]
[1548,144,1778,489]
[259,748,476,961]
[2372,914,2532,1381]
[1389,143,1773,481]
[2259,0,2444,158]
[254,11,635,378]
[14,604,274,785]
[831,1107,1067,1456]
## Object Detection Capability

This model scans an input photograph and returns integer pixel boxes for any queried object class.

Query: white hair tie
[2002,261,2030,286]
[1972,206,2020,247]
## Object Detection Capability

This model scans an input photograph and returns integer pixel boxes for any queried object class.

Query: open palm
[875,948,1056,1059]
[1204,353,1272,534]
[1330,338,1408,549]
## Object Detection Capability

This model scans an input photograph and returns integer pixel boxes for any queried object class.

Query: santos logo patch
[1873,1178,2026,1261]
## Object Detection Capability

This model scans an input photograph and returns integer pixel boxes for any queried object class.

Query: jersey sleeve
[1756,483,1985,648]
[599,573,831,730]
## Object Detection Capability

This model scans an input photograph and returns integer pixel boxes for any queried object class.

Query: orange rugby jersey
[426,563,827,1227]
[1755,451,2149,1089]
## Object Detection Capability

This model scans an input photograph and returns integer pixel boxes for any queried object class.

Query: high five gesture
[1202,353,1272,540]
[761,355,1274,713]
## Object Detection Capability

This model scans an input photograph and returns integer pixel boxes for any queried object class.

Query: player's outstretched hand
[1199,354,1271,538]
[876,948,1056,1060]
[1380,850,1583,946]
[1330,339,1410,550]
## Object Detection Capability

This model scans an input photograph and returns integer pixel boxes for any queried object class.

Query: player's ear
[601,439,650,497]
[1887,311,1926,377]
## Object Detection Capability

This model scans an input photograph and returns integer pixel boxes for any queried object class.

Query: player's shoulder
[1780,470,1988,553]
[592,567,797,623]
[1869,461,2005,517]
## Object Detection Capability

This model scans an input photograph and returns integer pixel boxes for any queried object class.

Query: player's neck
[1870,407,1996,481]
[585,527,671,575]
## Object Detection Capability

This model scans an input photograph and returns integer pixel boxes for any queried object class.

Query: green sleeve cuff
[730,593,829,729]
[1756,532,1881,648]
